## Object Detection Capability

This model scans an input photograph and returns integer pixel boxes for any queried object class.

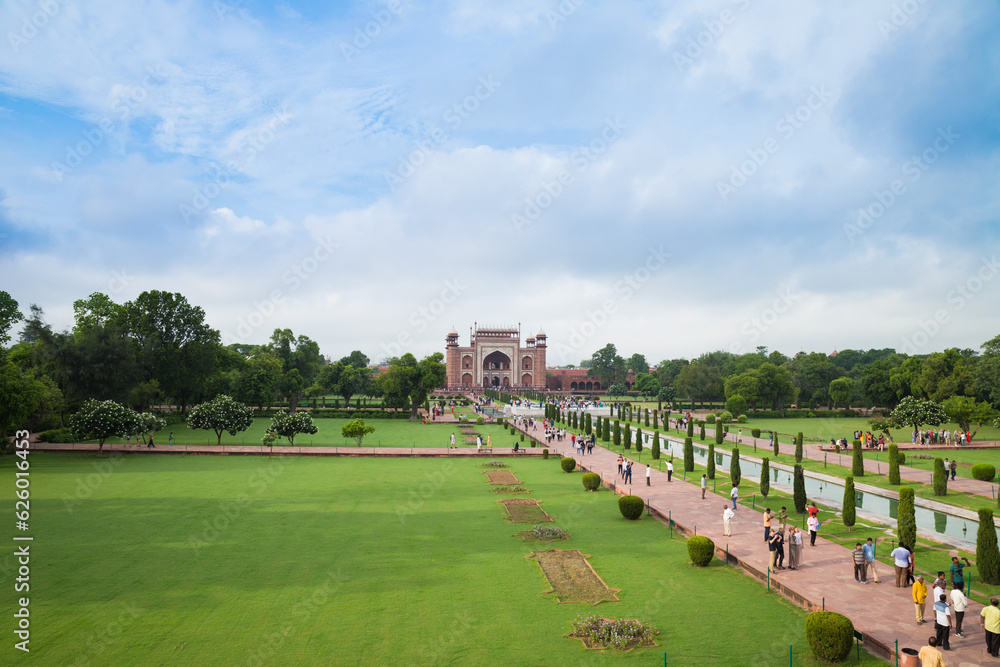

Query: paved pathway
[512,421,999,665]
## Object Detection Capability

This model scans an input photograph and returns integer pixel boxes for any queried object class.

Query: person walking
[933,593,952,651]
[787,527,799,570]
[730,484,738,510]
[807,513,819,546]
[147,434,155,448]
[624,461,632,485]
[723,505,734,536]
[763,508,773,543]
[950,556,971,593]
[701,474,707,499]
[645,464,651,486]
[950,583,968,638]
[917,637,946,667]
[852,543,867,583]
[168,432,173,446]
[982,597,1000,658]
[913,576,928,624]
[617,455,624,478]
[450,432,456,448]
[950,459,957,481]
[863,538,881,583]
[891,543,911,587]
[776,506,789,533]
[666,459,673,482]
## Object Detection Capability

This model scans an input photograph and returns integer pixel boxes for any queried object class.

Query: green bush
[898,452,905,465]
[686,536,715,567]
[618,495,644,520]
[35,428,76,443]
[897,487,916,548]
[542,448,549,459]
[699,423,706,441]
[793,464,806,513]
[582,472,601,491]
[635,427,643,453]
[652,431,661,459]
[705,413,716,424]
[751,428,761,439]
[520,433,525,442]
[475,416,485,425]
[725,394,748,419]
[684,437,694,472]
[714,422,724,445]
[851,440,864,476]
[978,508,1000,585]
[560,457,576,473]
[737,414,747,423]
[804,611,854,663]
[973,463,997,482]
[730,448,741,487]
[718,410,733,423]
[613,420,621,447]
[795,432,803,463]
[933,458,947,496]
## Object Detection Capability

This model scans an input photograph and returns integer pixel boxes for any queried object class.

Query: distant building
[445,324,547,391]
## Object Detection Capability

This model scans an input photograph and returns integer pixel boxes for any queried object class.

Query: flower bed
[570,615,659,651]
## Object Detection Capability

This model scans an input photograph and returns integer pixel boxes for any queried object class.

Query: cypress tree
[652,430,661,459]
[645,408,650,427]
[602,417,610,443]
[684,436,694,472]
[585,412,592,436]
[624,424,632,450]
[635,427,643,453]
[793,464,806,514]
[933,458,947,496]
[888,444,900,485]
[653,410,658,429]
[699,422,706,441]
[843,476,856,531]
[715,421,724,445]
[707,442,716,479]
[730,447,741,487]
[760,457,770,497]
[897,486,916,548]
[687,418,694,439]
[613,420,621,447]
[977,508,1000,585]
[852,440,864,476]
[795,432,803,463]
[572,411,578,429]
[773,434,779,457]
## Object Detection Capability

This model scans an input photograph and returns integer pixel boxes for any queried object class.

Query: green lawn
[2,453,883,665]
[101,418,526,449]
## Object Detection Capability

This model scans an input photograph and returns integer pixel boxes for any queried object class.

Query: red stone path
[512,420,1000,665]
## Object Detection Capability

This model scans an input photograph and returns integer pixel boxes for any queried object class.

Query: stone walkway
[513,421,999,665]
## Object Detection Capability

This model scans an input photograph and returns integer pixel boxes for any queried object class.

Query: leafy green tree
[377,352,446,420]
[342,418,376,446]
[942,396,996,441]
[773,433,779,457]
[842,477,856,531]
[976,335,1000,406]
[687,418,694,439]
[714,421,724,445]
[699,422,706,441]
[657,385,675,410]
[829,377,855,409]
[71,292,123,334]
[977,508,1000,585]
[602,417,610,442]
[933,458,947,496]
[676,363,723,408]
[683,436,694,472]
[69,399,140,455]
[644,408,650,426]
[633,372,659,397]
[725,372,761,409]
[585,412,592,435]
[898,487,916,548]
[852,440,864,476]
[588,343,626,388]
[49,322,142,403]
[730,447,741,487]
[888,396,948,436]
[888,444,901,484]
[652,431,660,459]
[266,411,318,445]
[725,393,748,418]
[0,361,50,441]
[0,291,24,345]
[607,383,627,397]
[339,350,370,369]
[627,352,649,375]
[868,415,894,442]
[707,442,716,479]
[759,457,769,496]
[187,394,254,446]
[793,465,806,513]
[753,362,796,410]
[236,352,283,409]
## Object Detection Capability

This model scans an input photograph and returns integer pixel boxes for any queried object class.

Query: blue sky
[1,0,998,365]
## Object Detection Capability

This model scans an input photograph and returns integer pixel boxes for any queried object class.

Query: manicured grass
[2,453,882,665]
[100,418,527,449]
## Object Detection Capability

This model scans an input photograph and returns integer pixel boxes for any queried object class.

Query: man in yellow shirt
[981,597,1000,658]
[917,636,946,667]
[913,575,928,623]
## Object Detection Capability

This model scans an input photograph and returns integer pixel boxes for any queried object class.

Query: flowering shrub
[483,460,507,467]
[492,485,529,494]
[70,399,141,454]
[531,524,569,541]
[266,411,319,446]
[571,615,659,651]
[187,395,254,446]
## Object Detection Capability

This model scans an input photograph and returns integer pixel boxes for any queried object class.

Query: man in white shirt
[701,474,707,499]
[723,505,734,536]
[666,460,673,482]
[645,464,652,486]
[890,544,911,587]
[934,593,952,651]
[950,584,968,637]
[730,484,738,510]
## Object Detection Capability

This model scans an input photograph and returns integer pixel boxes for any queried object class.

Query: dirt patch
[492,485,531,495]
[485,470,519,485]
[527,550,620,605]
[499,498,553,523]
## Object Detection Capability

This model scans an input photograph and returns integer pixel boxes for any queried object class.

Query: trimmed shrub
[542,448,549,459]
[707,443,716,480]
[36,428,75,443]
[683,437,694,472]
[773,435,779,457]
[760,457,770,497]
[475,416,485,425]
[714,422,724,445]
[725,394,748,419]
[795,432,803,463]
[718,410,733,423]
[730,448,741,487]
[520,433,525,442]
[793,465,806,514]
[614,420,622,448]
[898,452,905,466]
[851,440,864,476]
[687,536,715,567]
[888,444,900,485]
[644,408,649,427]
[973,463,997,482]
[635,427,643,453]
[706,413,716,424]
[652,431,661,459]
[751,428,761,439]
[686,419,694,438]
[737,414,747,423]
[933,458,947,496]
[582,472,601,491]
[699,423,706,441]
[624,424,632,450]
[897,487,916,548]
[561,457,576,473]
[842,477,855,531]
[805,611,854,663]
[618,495,644,520]
[977,508,1000,585]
